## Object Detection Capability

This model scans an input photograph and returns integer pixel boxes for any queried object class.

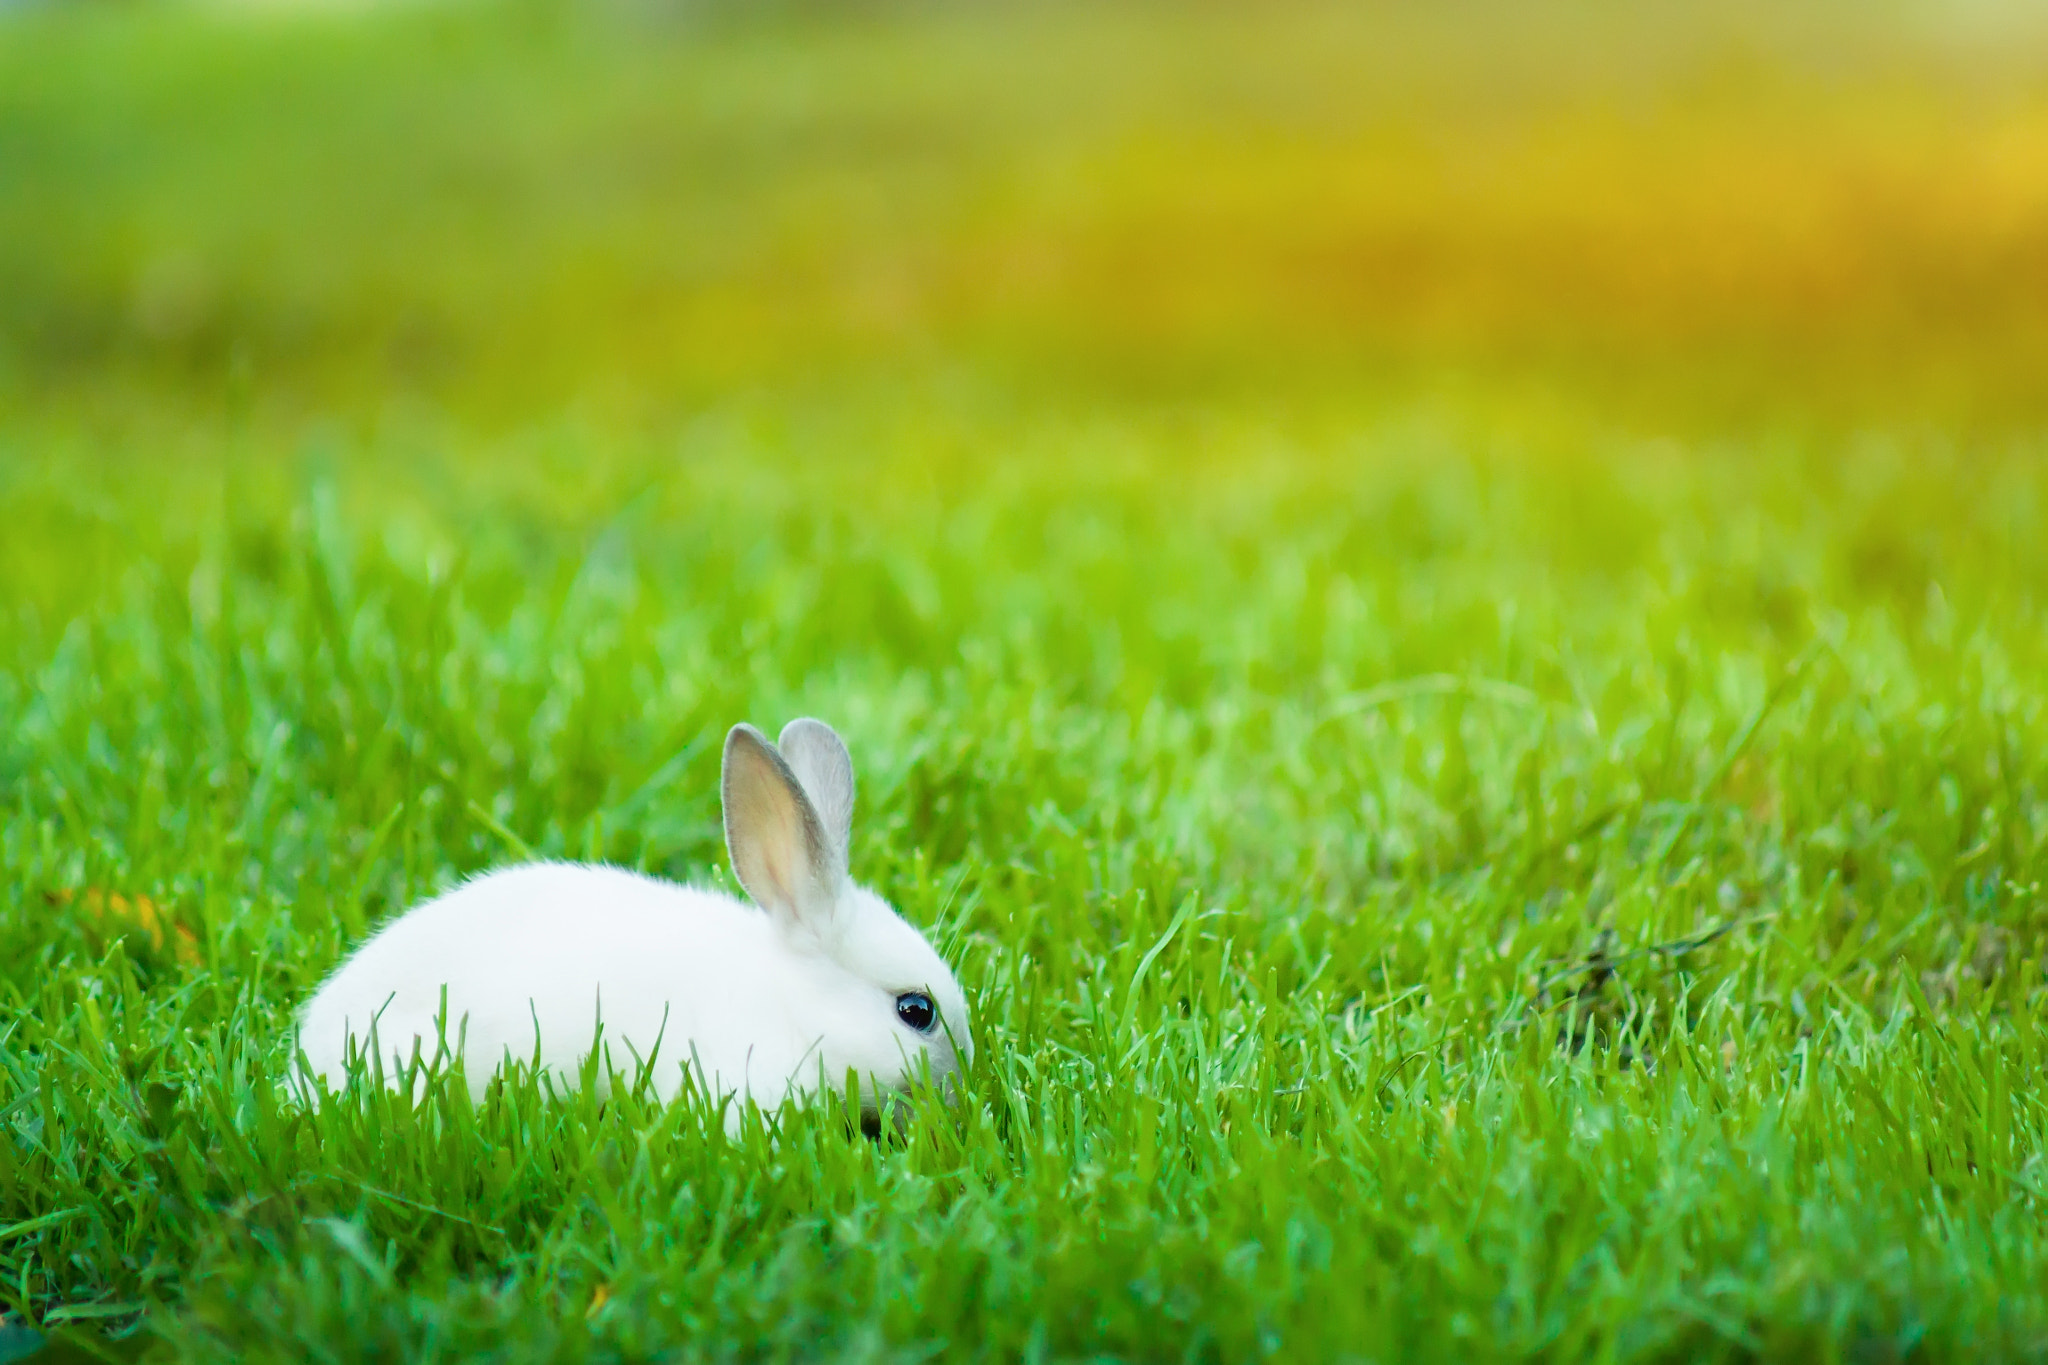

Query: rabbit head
[723,718,971,1118]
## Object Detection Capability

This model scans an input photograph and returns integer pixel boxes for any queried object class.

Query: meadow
[5,0,2048,1359]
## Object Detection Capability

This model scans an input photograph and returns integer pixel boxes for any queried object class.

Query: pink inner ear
[752,789,806,912]
[729,739,819,919]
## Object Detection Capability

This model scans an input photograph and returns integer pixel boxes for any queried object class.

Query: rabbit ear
[722,723,843,933]
[777,718,855,862]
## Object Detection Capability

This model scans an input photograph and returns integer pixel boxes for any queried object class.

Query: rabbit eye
[895,992,937,1033]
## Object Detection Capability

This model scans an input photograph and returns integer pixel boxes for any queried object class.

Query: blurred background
[4,0,2046,431]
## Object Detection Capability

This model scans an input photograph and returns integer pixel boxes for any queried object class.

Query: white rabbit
[295,719,970,1128]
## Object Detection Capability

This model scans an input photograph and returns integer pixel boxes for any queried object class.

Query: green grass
[6,1,2048,1361]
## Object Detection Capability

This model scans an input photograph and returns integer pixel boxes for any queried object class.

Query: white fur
[295,720,970,1125]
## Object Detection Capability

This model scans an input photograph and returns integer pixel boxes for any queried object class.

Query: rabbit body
[300,863,869,1104]
[296,720,970,1122]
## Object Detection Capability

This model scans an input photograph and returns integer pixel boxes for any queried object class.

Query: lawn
[4,0,2048,1360]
